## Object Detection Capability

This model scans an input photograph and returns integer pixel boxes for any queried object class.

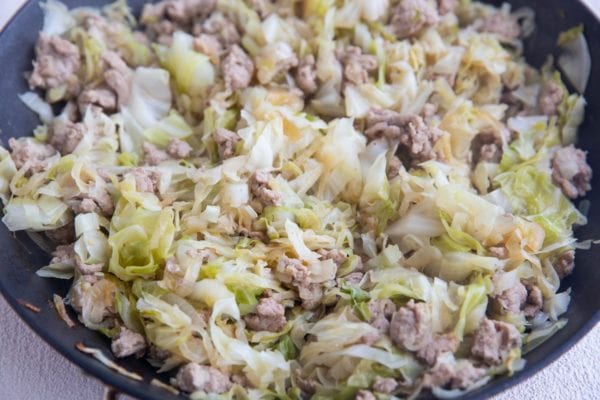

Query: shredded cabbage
[0,0,591,398]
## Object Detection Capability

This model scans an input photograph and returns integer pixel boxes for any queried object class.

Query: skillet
[0,1,598,399]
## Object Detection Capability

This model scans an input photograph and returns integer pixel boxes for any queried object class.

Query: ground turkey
[471,318,521,366]
[368,299,396,333]
[244,297,287,332]
[29,33,81,99]
[553,249,575,279]
[479,10,521,41]
[538,80,564,116]
[275,256,323,310]
[336,46,378,85]
[142,142,170,166]
[50,121,85,155]
[222,45,255,90]
[214,128,241,160]
[416,333,460,366]
[250,171,282,207]
[423,355,487,390]
[365,109,445,167]
[111,327,146,358]
[389,300,432,351]
[295,55,318,95]
[167,138,193,159]
[390,0,440,39]
[8,137,57,173]
[551,145,592,199]
[173,363,232,394]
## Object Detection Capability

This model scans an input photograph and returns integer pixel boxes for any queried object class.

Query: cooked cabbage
[0,0,590,398]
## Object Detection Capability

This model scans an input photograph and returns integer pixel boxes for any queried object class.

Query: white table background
[1,0,599,399]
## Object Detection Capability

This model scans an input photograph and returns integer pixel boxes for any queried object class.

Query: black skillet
[0,1,599,399]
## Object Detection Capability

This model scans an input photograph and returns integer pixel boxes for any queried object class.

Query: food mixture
[0,0,592,398]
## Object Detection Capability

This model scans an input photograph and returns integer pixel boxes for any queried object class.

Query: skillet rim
[0,0,599,399]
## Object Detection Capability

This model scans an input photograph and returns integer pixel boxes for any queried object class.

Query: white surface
[1,1,600,399]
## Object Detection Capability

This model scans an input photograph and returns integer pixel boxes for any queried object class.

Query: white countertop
[0,1,599,399]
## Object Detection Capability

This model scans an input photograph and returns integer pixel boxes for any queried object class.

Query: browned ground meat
[355,390,376,400]
[423,357,487,390]
[553,249,575,279]
[167,138,193,159]
[198,13,240,47]
[143,142,170,166]
[317,249,347,266]
[71,198,98,215]
[275,256,323,310]
[523,284,543,318]
[193,34,223,64]
[365,109,444,166]
[368,298,396,333]
[8,137,57,173]
[294,369,318,394]
[102,51,132,106]
[389,300,432,351]
[165,0,216,25]
[493,281,527,315]
[387,155,402,179]
[390,0,440,39]
[50,120,85,154]
[71,184,114,216]
[222,45,255,91]
[214,128,241,159]
[250,171,282,207]
[538,80,564,116]
[297,283,324,310]
[295,55,318,95]
[142,0,216,31]
[77,88,117,114]
[339,271,364,286]
[244,297,287,332]
[173,363,232,394]
[69,278,117,323]
[50,244,75,265]
[151,21,177,45]
[438,0,459,15]
[75,255,104,275]
[29,33,81,98]
[111,327,146,358]
[336,46,378,85]
[373,377,397,394]
[471,318,521,366]
[471,128,503,165]
[416,333,460,366]
[479,11,521,40]
[551,145,592,199]
[276,256,309,285]
[128,168,161,193]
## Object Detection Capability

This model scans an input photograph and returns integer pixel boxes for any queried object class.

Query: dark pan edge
[0,0,599,399]
[3,276,597,400]
[0,281,180,400]
[0,3,178,397]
